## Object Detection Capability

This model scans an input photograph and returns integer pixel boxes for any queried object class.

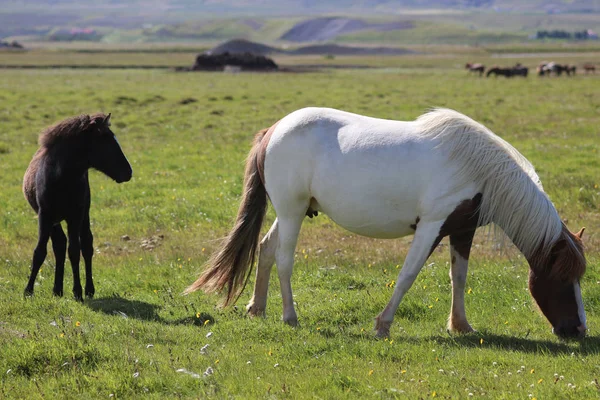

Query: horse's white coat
[252,107,579,336]
[265,108,478,238]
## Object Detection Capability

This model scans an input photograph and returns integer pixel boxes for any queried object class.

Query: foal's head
[528,227,586,339]
[41,113,132,183]
[85,113,132,183]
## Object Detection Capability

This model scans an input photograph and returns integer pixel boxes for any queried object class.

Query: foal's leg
[24,213,52,297]
[80,214,95,298]
[247,219,279,317]
[66,220,83,301]
[275,215,304,326]
[51,224,67,297]
[447,230,476,333]
[375,219,445,338]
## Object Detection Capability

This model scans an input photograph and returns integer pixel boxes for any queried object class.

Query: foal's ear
[574,227,585,240]
[103,113,112,126]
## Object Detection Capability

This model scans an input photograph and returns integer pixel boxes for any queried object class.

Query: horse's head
[87,113,133,183]
[528,227,586,340]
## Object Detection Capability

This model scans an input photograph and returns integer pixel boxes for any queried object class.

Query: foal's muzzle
[115,166,133,183]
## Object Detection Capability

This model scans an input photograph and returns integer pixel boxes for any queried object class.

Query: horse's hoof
[53,288,64,297]
[246,303,265,317]
[374,315,392,338]
[23,288,34,298]
[73,292,83,303]
[283,317,299,327]
[85,288,95,299]
[447,319,475,334]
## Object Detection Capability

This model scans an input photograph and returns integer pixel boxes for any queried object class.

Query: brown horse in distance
[583,63,596,74]
[23,113,132,300]
[465,62,485,76]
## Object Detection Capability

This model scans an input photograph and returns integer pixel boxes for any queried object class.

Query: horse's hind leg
[24,213,52,297]
[275,214,304,326]
[375,219,445,338]
[51,224,67,297]
[247,219,279,317]
[80,214,95,298]
[447,231,476,333]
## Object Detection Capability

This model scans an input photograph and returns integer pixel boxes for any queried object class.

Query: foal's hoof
[85,288,95,299]
[23,288,34,298]
[53,288,64,297]
[73,292,84,303]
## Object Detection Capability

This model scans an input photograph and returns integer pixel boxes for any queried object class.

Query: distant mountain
[2,0,599,44]
[2,0,600,16]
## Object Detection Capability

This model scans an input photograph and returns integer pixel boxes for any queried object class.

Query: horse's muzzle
[553,323,587,340]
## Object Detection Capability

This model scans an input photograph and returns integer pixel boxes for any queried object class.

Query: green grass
[1,59,600,398]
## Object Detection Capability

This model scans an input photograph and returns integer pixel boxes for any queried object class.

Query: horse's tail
[184,129,270,306]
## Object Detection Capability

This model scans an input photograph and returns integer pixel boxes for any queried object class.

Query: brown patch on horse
[529,224,586,283]
[429,193,482,258]
[255,120,280,187]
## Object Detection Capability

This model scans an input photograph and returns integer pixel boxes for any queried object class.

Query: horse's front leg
[447,231,476,333]
[247,219,279,317]
[275,216,303,326]
[66,218,83,302]
[50,224,67,297]
[80,214,95,298]
[24,212,52,297]
[375,219,445,338]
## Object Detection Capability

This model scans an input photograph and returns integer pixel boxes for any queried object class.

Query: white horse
[186,107,587,339]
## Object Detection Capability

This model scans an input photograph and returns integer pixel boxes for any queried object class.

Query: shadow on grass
[319,327,600,355]
[429,331,600,355]
[85,295,214,326]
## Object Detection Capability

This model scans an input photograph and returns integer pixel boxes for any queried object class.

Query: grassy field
[1,56,600,398]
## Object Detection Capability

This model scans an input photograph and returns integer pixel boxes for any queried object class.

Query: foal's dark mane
[39,113,108,148]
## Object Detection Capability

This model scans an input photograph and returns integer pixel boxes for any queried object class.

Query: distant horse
[23,113,132,300]
[538,62,575,77]
[186,107,587,339]
[512,63,529,77]
[486,66,514,77]
[465,63,485,77]
[583,63,596,74]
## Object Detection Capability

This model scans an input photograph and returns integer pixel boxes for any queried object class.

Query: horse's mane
[416,108,573,264]
[39,113,107,148]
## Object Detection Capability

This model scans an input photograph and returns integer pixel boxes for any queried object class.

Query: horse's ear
[575,227,585,240]
[103,113,112,126]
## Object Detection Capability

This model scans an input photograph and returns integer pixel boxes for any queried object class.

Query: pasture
[1,54,600,398]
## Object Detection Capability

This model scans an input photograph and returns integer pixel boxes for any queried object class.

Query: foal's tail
[184,129,269,306]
